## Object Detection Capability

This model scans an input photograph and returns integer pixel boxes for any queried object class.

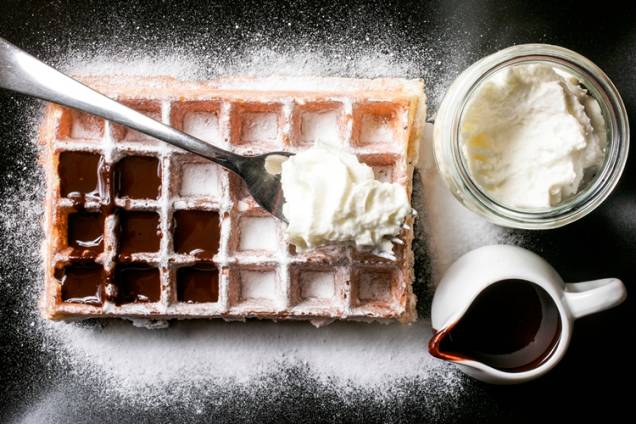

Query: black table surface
[1,1,634,422]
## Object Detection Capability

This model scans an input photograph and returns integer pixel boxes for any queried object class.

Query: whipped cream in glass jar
[433,44,629,229]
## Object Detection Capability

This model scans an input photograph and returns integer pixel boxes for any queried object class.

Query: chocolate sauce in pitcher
[429,279,562,372]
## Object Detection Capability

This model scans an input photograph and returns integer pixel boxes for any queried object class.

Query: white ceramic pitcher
[428,245,627,384]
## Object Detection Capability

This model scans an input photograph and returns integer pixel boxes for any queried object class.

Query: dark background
[0,0,634,422]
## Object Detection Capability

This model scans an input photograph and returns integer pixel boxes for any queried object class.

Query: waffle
[39,76,426,326]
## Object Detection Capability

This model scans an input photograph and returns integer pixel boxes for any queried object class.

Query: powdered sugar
[360,113,394,144]
[240,112,279,143]
[44,318,453,396]
[300,271,336,300]
[239,270,278,301]
[417,124,521,282]
[182,111,220,144]
[0,27,524,423]
[239,216,279,251]
[299,110,341,144]
[179,163,222,198]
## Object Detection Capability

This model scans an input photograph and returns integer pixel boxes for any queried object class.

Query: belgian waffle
[40,76,426,326]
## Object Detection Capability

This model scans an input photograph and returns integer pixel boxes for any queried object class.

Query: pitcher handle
[564,278,627,319]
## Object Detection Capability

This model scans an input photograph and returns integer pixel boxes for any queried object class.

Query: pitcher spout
[428,325,469,365]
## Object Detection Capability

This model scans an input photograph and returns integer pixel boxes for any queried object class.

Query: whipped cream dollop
[461,63,606,209]
[280,143,411,256]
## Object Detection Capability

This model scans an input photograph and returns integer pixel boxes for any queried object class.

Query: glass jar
[433,44,629,229]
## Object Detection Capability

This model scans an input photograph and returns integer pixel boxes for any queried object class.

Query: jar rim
[435,44,629,229]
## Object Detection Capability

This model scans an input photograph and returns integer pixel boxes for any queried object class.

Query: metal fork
[0,37,291,221]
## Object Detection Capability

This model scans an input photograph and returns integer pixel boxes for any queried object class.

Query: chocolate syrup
[60,262,104,304]
[429,280,561,372]
[177,264,219,303]
[59,152,101,197]
[118,211,161,257]
[68,212,104,254]
[173,210,220,257]
[115,156,161,199]
[113,264,160,304]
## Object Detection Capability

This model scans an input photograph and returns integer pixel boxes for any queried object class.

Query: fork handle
[0,37,241,172]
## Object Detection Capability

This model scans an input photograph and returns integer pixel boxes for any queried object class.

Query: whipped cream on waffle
[281,143,412,255]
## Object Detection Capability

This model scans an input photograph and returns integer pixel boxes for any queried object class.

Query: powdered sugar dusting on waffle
[179,162,222,197]
[41,76,422,325]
